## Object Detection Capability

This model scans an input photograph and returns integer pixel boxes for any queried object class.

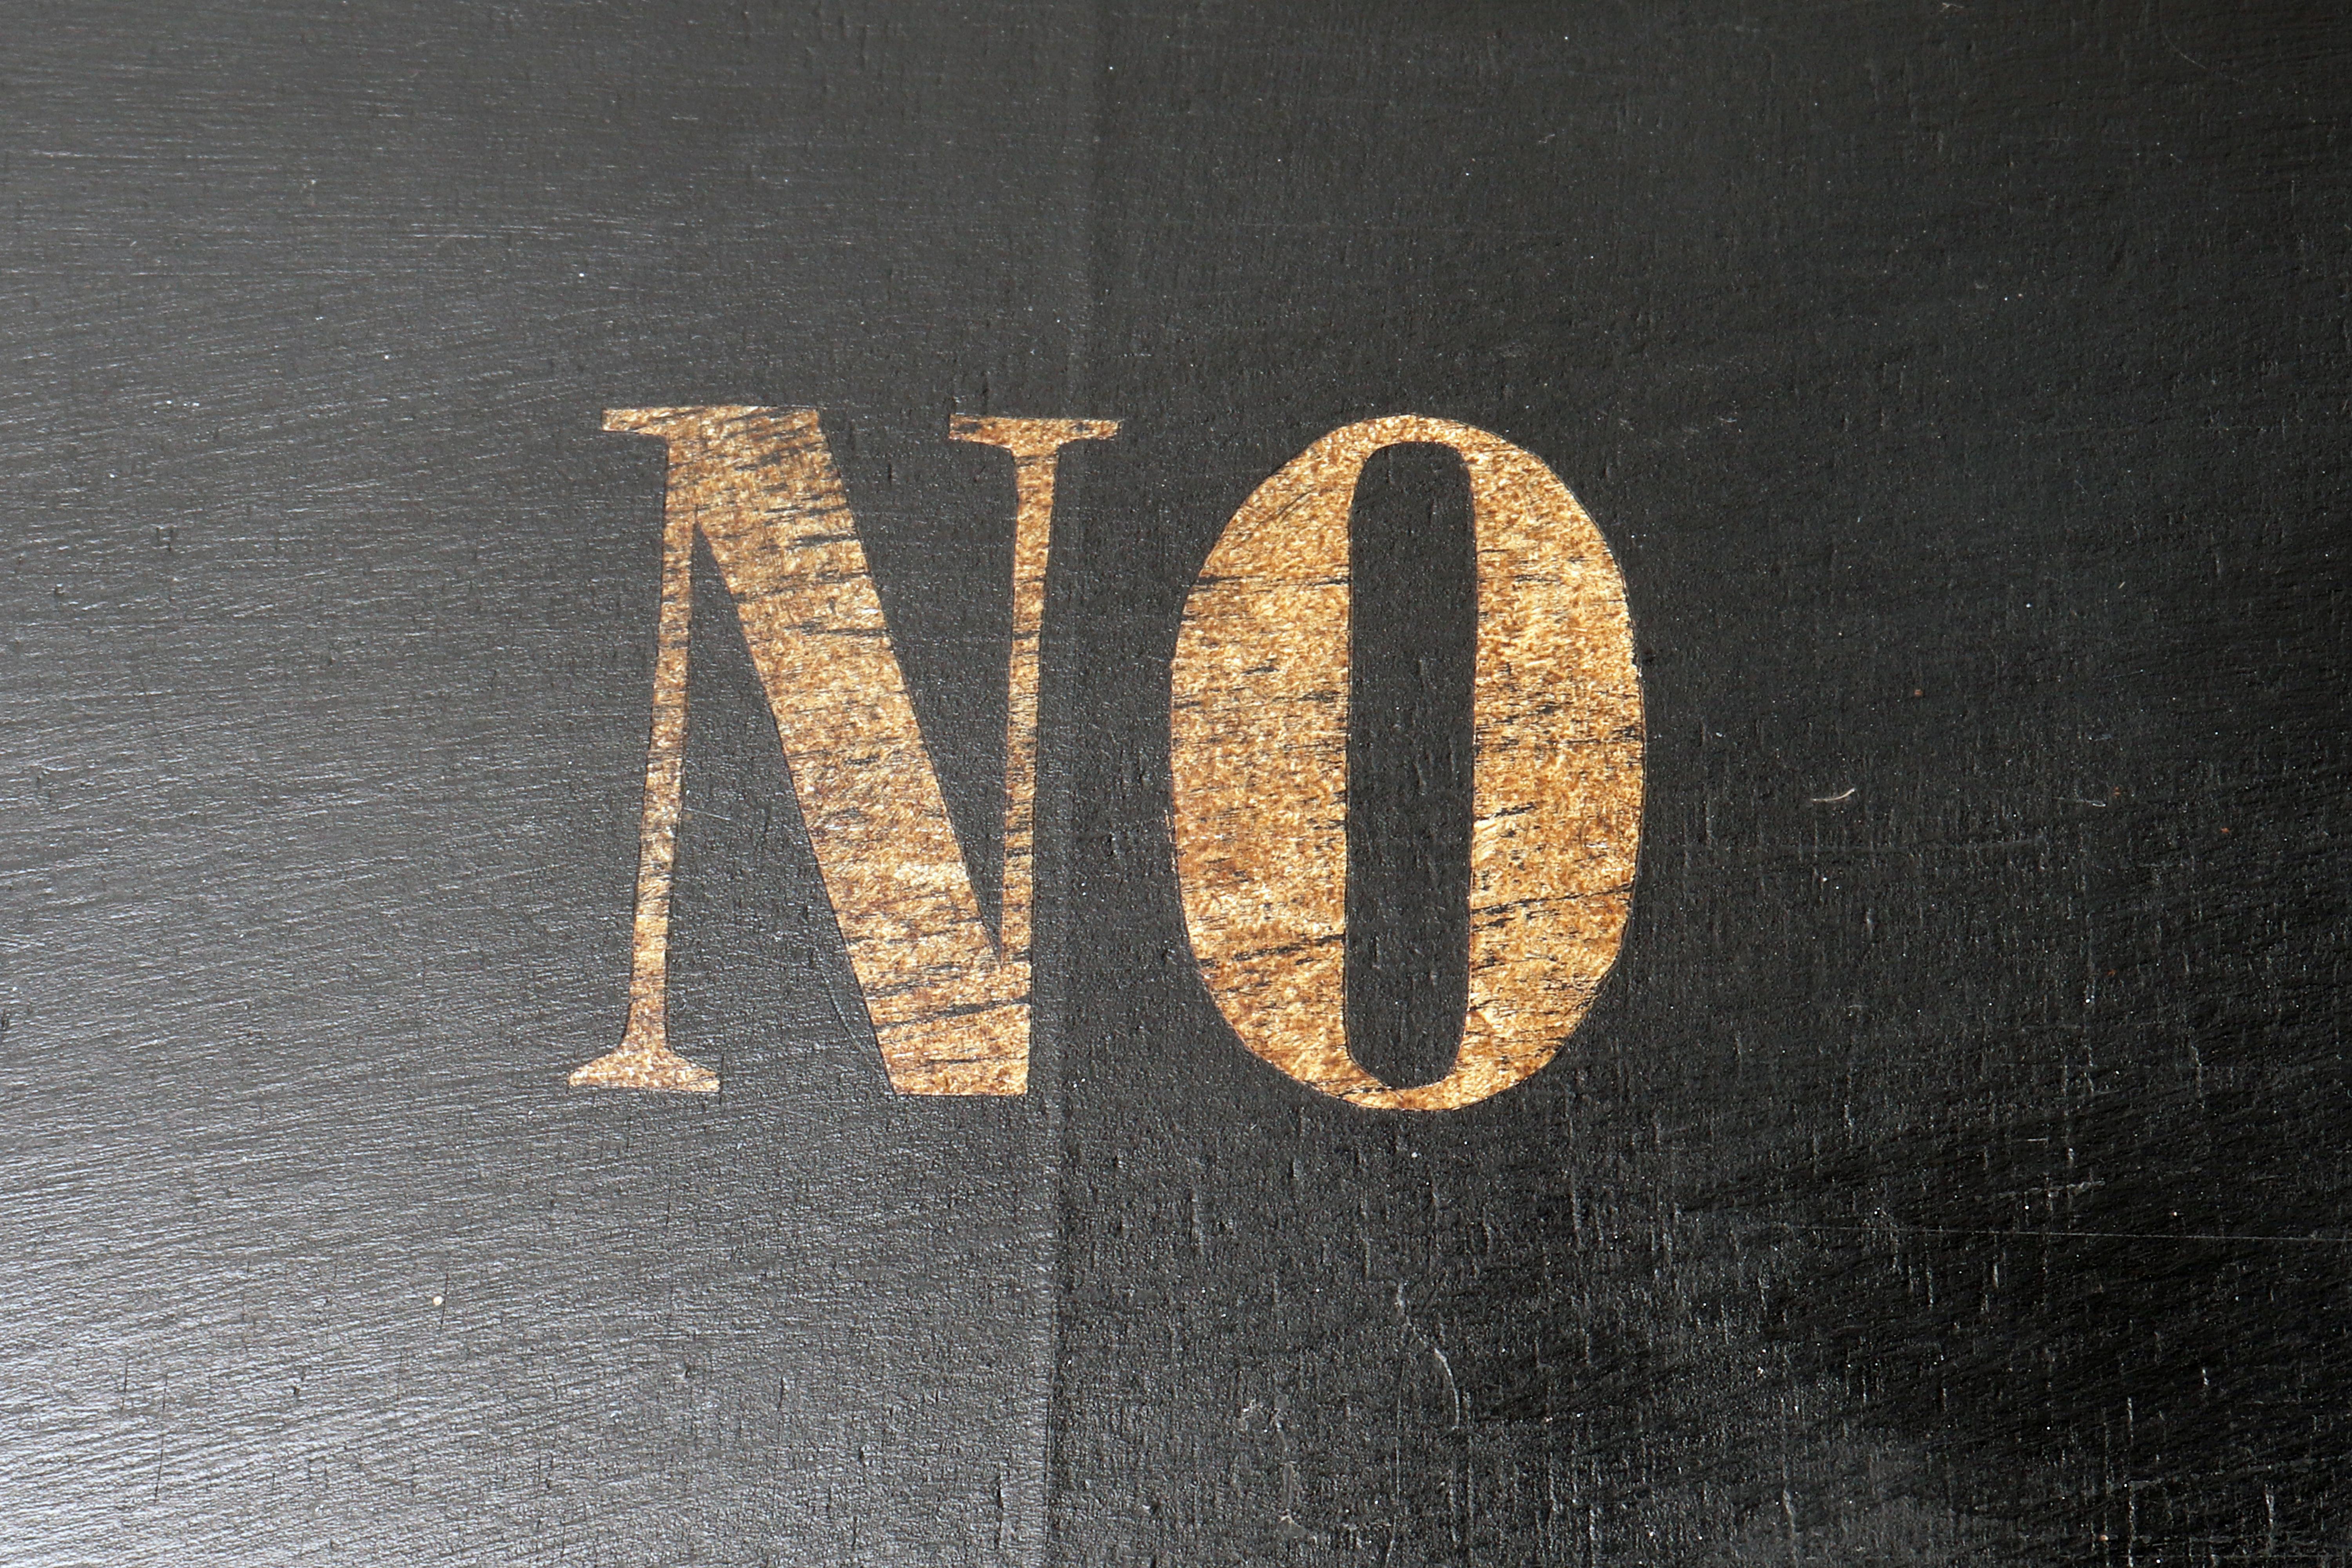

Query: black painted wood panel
[3,2,2346,1563]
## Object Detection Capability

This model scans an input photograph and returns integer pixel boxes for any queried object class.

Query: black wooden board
[4,2,2348,1563]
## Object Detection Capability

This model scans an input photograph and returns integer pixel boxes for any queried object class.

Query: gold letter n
[568,407,1116,1096]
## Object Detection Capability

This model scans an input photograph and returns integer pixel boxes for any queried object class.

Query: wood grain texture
[949,416,1120,973]
[0,2,1094,1560]
[1052,2,2352,1563]
[1170,416,1640,1109]
[1,0,2347,1564]
[567,408,716,1092]
[577,405,1029,1097]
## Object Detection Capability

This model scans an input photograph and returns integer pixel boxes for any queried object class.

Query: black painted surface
[2,4,1091,1560]
[4,2,2348,1564]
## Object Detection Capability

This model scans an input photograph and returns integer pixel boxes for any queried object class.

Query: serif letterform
[568,408,1642,1111]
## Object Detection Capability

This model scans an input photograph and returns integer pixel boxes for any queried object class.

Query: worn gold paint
[1169,415,1642,1111]
[571,406,1031,1096]
[948,416,1119,970]
[567,419,714,1094]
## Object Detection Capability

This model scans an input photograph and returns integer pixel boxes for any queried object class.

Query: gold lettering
[572,407,1109,1097]
[948,416,1120,971]
[1168,416,1643,1111]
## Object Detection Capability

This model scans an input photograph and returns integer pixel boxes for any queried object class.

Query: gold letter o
[1169,417,1643,1111]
